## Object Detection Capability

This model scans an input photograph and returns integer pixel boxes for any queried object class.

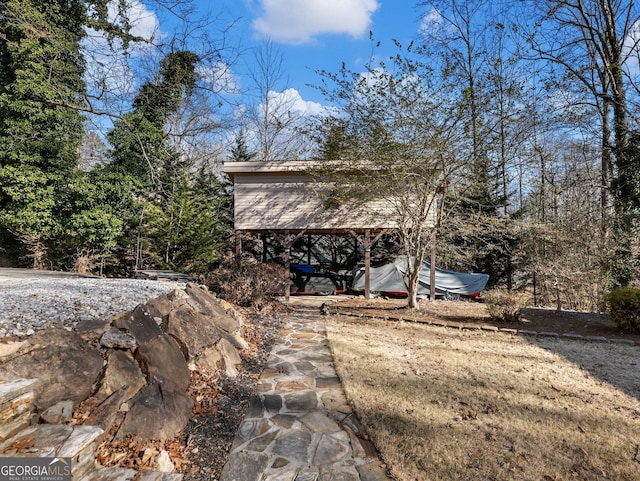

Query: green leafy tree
[0,0,141,269]
[107,51,200,192]
[0,0,87,267]
[57,169,136,272]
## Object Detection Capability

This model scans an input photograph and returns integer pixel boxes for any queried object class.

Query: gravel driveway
[0,268,185,339]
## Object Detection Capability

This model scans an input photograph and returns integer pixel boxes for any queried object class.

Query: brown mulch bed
[332,297,640,343]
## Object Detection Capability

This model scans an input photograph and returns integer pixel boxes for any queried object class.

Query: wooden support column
[430,230,437,302]
[350,229,388,301]
[262,234,267,263]
[235,231,242,266]
[270,230,306,303]
[284,230,291,302]
[364,229,371,300]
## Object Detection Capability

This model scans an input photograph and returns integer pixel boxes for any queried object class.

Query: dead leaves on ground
[95,436,194,473]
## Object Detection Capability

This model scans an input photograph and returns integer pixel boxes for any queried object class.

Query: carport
[223,161,398,301]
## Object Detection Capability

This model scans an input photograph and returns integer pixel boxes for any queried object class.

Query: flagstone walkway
[219,297,391,481]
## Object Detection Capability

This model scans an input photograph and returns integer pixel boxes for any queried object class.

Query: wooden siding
[225,161,422,232]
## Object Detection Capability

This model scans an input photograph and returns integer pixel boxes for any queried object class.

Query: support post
[364,229,371,300]
[430,230,436,302]
[349,229,388,301]
[284,230,291,302]
[235,231,242,266]
[262,234,267,263]
[270,230,305,302]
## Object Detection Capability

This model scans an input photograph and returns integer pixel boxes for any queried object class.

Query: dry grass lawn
[326,312,640,481]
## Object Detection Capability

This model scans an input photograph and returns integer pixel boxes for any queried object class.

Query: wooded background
[1,0,639,311]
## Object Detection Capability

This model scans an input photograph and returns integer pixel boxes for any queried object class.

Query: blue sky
[82,1,429,135]
[167,1,425,107]
[219,0,423,103]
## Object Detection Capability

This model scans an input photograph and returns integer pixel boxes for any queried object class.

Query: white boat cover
[352,255,489,296]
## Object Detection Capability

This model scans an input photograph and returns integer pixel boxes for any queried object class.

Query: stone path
[219,298,391,481]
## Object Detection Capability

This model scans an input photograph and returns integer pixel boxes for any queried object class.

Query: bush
[483,290,530,322]
[206,261,287,307]
[605,287,640,333]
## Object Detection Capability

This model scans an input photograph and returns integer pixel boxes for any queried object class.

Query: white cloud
[266,88,327,116]
[253,0,380,45]
[419,7,455,39]
[623,19,640,76]
[108,0,159,41]
[197,61,240,95]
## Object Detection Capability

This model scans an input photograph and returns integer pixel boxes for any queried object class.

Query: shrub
[483,290,530,322]
[206,261,287,307]
[605,287,640,333]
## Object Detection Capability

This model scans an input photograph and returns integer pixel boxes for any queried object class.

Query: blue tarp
[352,255,489,296]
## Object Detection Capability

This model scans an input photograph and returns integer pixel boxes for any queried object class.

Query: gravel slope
[0,275,185,339]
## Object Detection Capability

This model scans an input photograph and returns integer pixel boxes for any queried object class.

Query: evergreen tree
[230,131,256,162]
[0,0,87,267]
[106,50,232,274]
[107,51,200,193]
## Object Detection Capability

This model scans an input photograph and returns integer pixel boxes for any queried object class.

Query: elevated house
[223,160,402,300]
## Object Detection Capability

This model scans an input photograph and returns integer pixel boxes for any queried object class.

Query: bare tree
[243,40,311,161]
[521,0,640,286]
[313,49,468,308]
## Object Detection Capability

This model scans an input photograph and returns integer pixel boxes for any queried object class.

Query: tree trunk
[406,251,426,309]
[29,238,49,270]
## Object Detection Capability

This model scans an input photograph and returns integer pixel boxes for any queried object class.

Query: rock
[136,334,190,392]
[96,350,146,401]
[0,328,103,411]
[75,318,111,343]
[142,447,159,465]
[167,289,190,307]
[0,341,27,358]
[356,461,391,481]
[183,285,242,333]
[114,305,164,344]
[222,331,249,350]
[216,338,242,377]
[219,451,270,481]
[0,378,38,441]
[40,400,74,424]
[80,467,139,481]
[115,305,190,392]
[155,450,175,472]
[138,472,184,481]
[117,382,193,442]
[196,346,223,373]
[162,306,222,361]
[100,328,137,350]
[85,387,130,433]
[0,424,104,480]
[145,294,177,322]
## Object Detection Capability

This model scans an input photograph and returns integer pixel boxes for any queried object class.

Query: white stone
[155,450,175,472]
